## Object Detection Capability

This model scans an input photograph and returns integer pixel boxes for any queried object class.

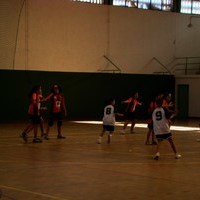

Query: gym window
[72,0,200,15]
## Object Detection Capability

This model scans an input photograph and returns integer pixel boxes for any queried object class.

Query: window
[72,0,104,4]
[113,0,173,11]
[181,0,200,14]
[72,0,200,15]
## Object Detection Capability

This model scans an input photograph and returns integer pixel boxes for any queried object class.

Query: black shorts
[29,115,41,124]
[49,112,63,121]
[155,133,172,140]
[103,125,114,132]
[124,112,136,120]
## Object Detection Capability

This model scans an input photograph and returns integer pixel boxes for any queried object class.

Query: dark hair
[104,98,115,106]
[28,85,41,98]
[156,98,163,107]
[51,84,62,93]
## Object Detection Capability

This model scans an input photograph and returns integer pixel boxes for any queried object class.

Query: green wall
[0,70,175,122]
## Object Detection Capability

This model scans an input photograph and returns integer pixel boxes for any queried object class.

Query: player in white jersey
[152,98,181,160]
[97,98,123,144]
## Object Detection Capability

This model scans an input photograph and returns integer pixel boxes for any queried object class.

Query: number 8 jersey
[152,107,170,135]
[103,105,115,126]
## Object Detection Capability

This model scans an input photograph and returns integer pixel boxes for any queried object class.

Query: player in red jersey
[162,93,177,125]
[21,85,44,143]
[44,84,67,139]
[121,92,142,134]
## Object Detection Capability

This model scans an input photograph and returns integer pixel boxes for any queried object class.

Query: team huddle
[21,86,181,160]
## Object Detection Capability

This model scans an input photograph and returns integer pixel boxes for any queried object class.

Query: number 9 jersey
[103,105,115,126]
[152,107,170,135]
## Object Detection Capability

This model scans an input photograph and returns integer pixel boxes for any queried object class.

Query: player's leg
[45,113,54,139]
[33,116,42,143]
[168,137,181,159]
[107,131,113,144]
[56,112,65,139]
[107,125,114,144]
[145,128,152,145]
[154,139,162,160]
[40,116,45,137]
[130,120,135,133]
[21,116,35,142]
[97,126,106,144]
[57,118,65,139]
[121,120,129,134]
[151,131,157,145]
[21,124,33,142]
[23,123,34,134]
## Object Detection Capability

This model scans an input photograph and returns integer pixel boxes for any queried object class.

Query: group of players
[97,92,181,160]
[21,86,181,160]
[21,84,67,143]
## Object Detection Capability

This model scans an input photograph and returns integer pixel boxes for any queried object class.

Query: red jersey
[125,97,141,113]
[47,93,65,113]
[148,101,158,114]
[28,93,42,116]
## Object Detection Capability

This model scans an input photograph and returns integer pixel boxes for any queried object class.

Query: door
[177,84,189,119]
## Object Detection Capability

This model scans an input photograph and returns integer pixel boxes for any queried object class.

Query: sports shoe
[151,141,157,145]
[120,130,126,135]
[145,141,151,145]
[41,134,49,140]
[33,138,42,143]
[57,135,66,139]
[22,132,28,142]
[154,152,160,160]
[175,153,181,159]
[97,138,102,144]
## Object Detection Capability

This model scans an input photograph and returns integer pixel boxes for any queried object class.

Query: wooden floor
[0,119,200,200]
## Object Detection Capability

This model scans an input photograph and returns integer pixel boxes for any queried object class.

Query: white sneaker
[154,152,160,160]
[175,153,181,159]
[97,138,102,144]
[120,130,126,135]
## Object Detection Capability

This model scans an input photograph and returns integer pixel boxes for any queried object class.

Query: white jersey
[102,105,115,126]
[152,107,170,135]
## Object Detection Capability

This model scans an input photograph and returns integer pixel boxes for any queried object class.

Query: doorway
[177,84,189,119]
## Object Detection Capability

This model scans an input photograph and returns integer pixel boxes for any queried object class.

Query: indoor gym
[1,0,200,200]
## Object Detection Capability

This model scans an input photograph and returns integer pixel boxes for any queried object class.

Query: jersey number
[106,108,111,115]
[155,111,162,121]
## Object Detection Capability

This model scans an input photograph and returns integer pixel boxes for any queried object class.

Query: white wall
[1,0,200,74]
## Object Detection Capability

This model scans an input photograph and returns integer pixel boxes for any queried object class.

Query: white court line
[0,184,68,200]
[73,121,200,132]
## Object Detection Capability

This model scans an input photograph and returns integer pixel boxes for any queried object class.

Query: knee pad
[57,120,62,127]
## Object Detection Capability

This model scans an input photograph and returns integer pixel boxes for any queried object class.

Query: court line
[0,184,69,200]
[73,121,200,131]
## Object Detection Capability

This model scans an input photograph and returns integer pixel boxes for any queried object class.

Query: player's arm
[115,113,124,117]
[44,93,53,101]
[121,98,131,104]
